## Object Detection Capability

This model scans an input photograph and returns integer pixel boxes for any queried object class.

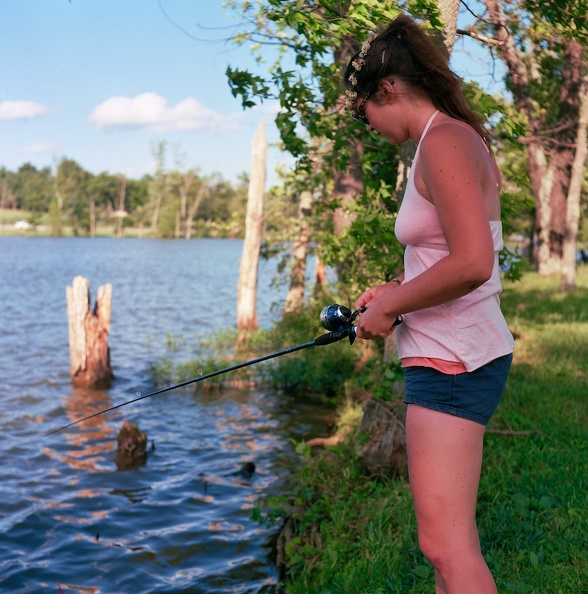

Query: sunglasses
[351,91,372,125]
[350,79,394,126]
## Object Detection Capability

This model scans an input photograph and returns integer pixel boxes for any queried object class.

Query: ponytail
[344,15,492,145]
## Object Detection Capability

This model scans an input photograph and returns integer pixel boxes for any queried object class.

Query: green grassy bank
[271,269,588,594]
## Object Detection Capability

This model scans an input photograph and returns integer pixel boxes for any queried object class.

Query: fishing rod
[44,304,402,437]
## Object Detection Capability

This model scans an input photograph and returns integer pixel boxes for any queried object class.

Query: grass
[266,268,588,594]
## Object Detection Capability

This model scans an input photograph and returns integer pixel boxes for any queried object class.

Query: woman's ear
[377,79,396,103]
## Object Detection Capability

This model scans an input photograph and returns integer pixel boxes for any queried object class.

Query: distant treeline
[0,147,250,238]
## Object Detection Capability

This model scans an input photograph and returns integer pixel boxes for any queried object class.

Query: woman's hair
[344,14,492,145]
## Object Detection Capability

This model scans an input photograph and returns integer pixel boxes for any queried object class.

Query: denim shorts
[402,353,513,426]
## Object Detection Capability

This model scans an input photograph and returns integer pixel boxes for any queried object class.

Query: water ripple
[0,237,333,593]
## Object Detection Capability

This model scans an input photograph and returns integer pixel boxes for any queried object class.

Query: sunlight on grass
[278,268,588,594]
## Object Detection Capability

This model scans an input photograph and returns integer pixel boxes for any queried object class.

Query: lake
[0,236,334,593]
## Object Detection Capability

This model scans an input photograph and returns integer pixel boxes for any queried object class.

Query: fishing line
[44,305,402,437]
[45,323,325,438]
[158,321,326,393]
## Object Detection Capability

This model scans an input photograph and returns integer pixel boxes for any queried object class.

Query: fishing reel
[318,303,403,346]
[318,304,364,345]
[319,304,362,332]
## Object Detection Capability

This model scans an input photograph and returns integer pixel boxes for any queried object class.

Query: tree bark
[184,179,207,240]
[116,178,126,239]
[438,0,460,54]
[89,197,96,238]
[483,1,586,278]
[150,142,166,236]
[284,191,313,314]
[313,255,327,292]
[356,399,407,477]
[66,276,113,388]
[561,76,588,291]
[178,170,195,238]
[237,121,267,331]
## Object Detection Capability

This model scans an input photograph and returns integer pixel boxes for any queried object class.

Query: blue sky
[1,0,285,184]
[1,0,503,187]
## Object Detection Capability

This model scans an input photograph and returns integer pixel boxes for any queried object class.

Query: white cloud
[25,142,62,154]
[89,92,241,133]
[0,100,54,121]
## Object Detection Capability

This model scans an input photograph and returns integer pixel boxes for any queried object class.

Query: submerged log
[66,275,114,388]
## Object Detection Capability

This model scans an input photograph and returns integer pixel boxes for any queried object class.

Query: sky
[1,0,504,187]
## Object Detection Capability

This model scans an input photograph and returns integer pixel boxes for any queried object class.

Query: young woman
[345,15,515,594]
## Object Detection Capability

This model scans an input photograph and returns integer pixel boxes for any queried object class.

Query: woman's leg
[405,404,497,594]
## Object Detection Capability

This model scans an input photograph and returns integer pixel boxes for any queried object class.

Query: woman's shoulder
[420,116,489,165]
[427,115,485,145]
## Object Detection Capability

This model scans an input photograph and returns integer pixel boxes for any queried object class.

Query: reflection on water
[0,237,333,594]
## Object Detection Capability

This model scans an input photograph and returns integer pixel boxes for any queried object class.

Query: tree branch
[456,27,502,47]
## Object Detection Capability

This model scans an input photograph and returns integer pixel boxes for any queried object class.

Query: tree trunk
[178,170,194,238]
[483,1,586,279]
[313,255,327,292]
[531,145,559,274]
[561,77,588,291]
[151,142,166,236]
[89,197,96,238]
[174,209,181,239]
[116,179,126,239]
[237,121,267,331]
[284,191,313,314]
[332,143,363,235]
[184,179,207,240]
[438,0,460,54]
[332,40,365,239]
[356,399,407,477]
[538,41,585,275]
[66,276,113,388]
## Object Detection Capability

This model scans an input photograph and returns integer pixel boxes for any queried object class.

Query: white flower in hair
[344,32,376,113]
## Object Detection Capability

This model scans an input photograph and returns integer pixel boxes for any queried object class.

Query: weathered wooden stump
[66,275,113,388]
[356,398,407,477]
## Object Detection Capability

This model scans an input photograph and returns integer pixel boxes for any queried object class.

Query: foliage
[225,0,446,295]
[475,0,587,130]
[259,268,588,593]
[225,1,538,297]
[0,158,248,238]
[150,291,364,400]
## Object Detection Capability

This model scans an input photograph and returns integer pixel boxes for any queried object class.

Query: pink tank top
[394,111,515,373]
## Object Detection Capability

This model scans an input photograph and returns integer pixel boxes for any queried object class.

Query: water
[0,237,332,593]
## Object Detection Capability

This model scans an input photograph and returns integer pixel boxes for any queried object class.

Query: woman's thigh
[406,404,487,550]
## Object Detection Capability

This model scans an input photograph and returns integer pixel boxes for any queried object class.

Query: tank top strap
[418,110,440,148]
[412,110,440,167]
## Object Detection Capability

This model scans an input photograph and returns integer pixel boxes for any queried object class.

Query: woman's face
[356,79,412,145]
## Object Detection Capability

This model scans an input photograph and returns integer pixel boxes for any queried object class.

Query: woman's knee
[417,524,481,572]
[417,529,446,569]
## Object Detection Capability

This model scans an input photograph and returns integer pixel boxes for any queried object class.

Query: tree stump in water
[356,398,407,477]
[66,276,113,388]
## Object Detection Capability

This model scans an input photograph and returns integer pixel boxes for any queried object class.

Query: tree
[226,1,442,299]
[55,158,92,235]
[12,163,52,221]
[284,190,313,314]
[471,0,588,284]
[150,141,169,236]
[86,172,123,237]
[237,121,267,332]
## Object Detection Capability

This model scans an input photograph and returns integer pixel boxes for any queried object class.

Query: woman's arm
[355,125,496,340]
